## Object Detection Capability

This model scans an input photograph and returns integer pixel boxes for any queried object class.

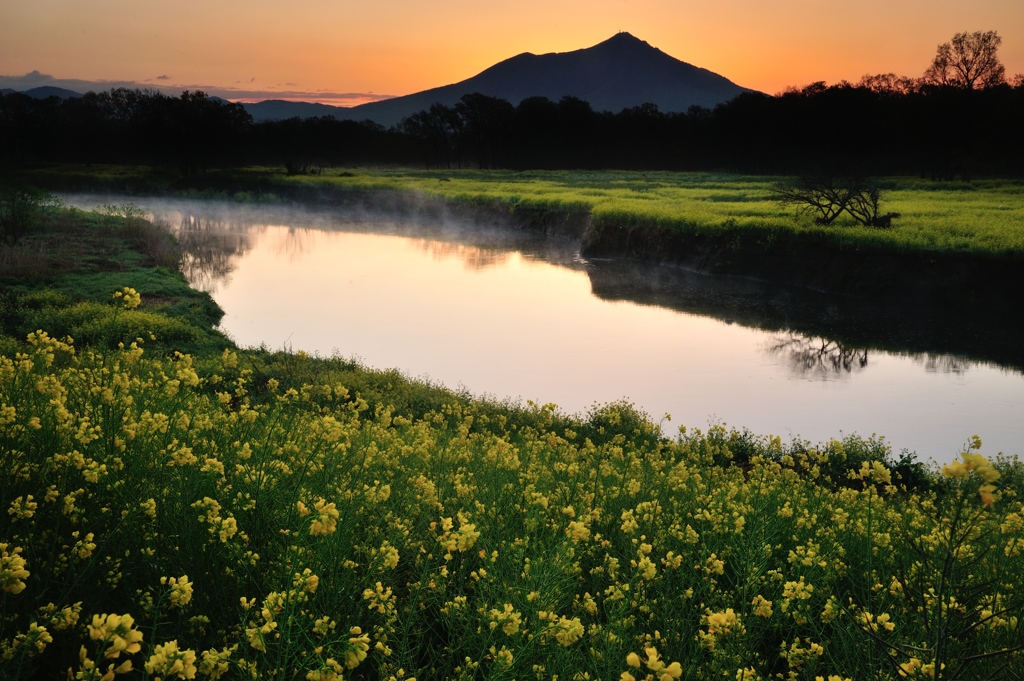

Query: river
[64,195,1024,462]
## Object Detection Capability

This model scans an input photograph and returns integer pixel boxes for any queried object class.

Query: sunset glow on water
[63,196,1024,462]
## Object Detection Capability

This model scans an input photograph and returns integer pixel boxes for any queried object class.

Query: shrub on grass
[0,186,60,246]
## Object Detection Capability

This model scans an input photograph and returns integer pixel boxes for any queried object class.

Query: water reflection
[54,194,1024,459]
[413,240,512,271]
[911,354,973,375]
[766,334,870,377]
[136,198,1023,379]
[150,201,584,288]
[583,259,1021,374]
[162,214,259,292]
[53,193,1020,380]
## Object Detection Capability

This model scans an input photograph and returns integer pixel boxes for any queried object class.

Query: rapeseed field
[2,201,1022,680]
[1,288,1022,679]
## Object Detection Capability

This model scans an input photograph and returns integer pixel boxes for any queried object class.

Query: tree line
[2,31,1021,177]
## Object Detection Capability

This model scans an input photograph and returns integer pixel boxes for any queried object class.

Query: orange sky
[2,0,1023,102]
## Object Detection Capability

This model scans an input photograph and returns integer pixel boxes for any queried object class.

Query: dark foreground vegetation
[2,189,1024,681]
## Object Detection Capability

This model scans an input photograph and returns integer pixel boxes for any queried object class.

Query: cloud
[0,71,393,107]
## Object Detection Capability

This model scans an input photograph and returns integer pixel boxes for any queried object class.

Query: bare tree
[771,176,853,226]
[923,30,1006,89]
[773,177,900,229]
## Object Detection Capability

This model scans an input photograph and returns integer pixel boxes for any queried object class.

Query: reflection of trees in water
[767,333,977,377]
[161,213,261,292]
[413,239,511,271]
[909,354,972,375]
[766,333,869,377]
[270,226,317,260]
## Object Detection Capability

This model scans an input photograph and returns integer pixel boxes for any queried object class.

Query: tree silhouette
[772,177,900,228]
[923,30,1006,90]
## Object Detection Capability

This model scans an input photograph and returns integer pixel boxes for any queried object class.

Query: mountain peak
[244,33,754,124]
[597,32,648,48]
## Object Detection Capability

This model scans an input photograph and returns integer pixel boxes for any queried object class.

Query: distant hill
[5,34,755,126]
[242,100,365,123]
[243,33,755,126]
[0,86,84,99]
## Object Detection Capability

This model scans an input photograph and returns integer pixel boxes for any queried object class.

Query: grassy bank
[22,165,1024,257]
[0,203,230,359]
[2,201,1024,679]
[289,169,1024,257]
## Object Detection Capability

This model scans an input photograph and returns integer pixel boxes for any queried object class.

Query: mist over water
[64,195,1024,462]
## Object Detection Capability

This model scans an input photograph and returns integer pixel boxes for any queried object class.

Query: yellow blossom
[113,287,142,310]
[13,622,52,656]
[198,647,235,681]
[8,495,37,520]
[566,520,590,542]
[88,613,144,659]
[553,616,585,646]
[309,499,340,536]
[752,595,774,618]
[144,640,197,680]
[161,576,194,608]
[344,626,371,669]
[307,658,344,681]
[488,604,523,635]
[0,543,30,594]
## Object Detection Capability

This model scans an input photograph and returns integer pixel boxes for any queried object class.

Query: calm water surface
[67,196,1024,461]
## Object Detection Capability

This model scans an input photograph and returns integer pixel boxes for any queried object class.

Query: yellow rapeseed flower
[161,576,194,608]
[198,646,235,681]
[88,613,144,659]
[144,640,197,680]
[7,495,37,520]
[309,499,340,536]
[752,595,774,618]
[13,622,52,656]
[306,658,344,681]
[488,604,523,636]
[0,543,30,594]
[344,626,371,669]
[554,617,585,646]
[113,287,142,310]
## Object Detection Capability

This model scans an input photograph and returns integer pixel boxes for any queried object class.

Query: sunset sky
[3,0,1023,104]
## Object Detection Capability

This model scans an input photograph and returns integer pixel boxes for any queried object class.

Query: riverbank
[21,164,1024,306]
[3,204,1024,679]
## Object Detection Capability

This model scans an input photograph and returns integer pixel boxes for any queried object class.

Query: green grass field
[285,169,1024,256]
[21,164,1024,257]
[2,202,1024,680]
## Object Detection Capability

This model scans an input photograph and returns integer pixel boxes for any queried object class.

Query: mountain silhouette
[244,33,754,125]
[3,86,83,99]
